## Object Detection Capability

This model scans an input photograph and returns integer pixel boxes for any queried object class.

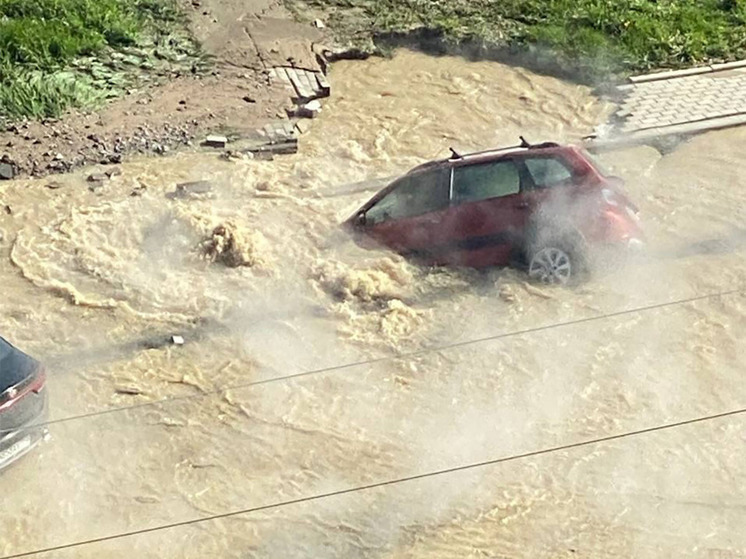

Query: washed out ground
[0,49,745,557]
[0,0,324,178]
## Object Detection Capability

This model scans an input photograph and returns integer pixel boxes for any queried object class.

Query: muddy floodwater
[1,50,745,558]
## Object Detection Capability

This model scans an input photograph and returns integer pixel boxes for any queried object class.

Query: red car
[344,138,644,284]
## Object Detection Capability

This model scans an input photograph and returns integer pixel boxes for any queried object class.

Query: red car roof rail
[448,137,561,161]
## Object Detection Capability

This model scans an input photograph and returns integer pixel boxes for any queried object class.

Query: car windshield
[366,168,449,224]
[581,148,612,177]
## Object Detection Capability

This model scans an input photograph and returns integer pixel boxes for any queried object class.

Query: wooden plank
[301,70,316,90]
[242,139,298,155]
[315,72,331,97]
[288,70,314,102]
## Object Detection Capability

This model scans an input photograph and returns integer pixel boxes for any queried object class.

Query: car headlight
[625,205,640,222]
[602,188,619,206]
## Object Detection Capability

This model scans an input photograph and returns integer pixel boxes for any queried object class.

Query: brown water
[1,49,745,558]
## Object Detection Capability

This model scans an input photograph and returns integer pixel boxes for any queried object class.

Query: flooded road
[0,50,745,558]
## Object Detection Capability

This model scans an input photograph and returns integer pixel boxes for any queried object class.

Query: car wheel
[528,246,575,285]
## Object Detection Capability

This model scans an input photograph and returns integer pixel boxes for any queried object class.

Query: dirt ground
[0,0,326,179]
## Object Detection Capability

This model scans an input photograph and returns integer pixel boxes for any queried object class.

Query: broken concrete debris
[87,173,108,183]
[168,180,214,200]
[115,385,144,396]
[0,162,14,180]
[203,135,228,148]
[296,100,322,119]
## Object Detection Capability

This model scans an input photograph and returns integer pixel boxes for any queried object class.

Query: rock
[242,95,256,103]
[203,135,227,148]
[115,385,143,395]
[313,19,325,28]
[168,180,213,200]
[45,181,63,190]
[101,153,123,164]
[170,335,185,345]
[295,119,313,134]
[105,167,123,178]
[53,153,64,161]
[4,204,12,215]
[87,173,108,183]
[0,163,13,180]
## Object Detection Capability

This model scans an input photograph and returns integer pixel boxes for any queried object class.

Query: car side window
[452,160,520,204]
[524,157,574,189]
[365,168,449,224]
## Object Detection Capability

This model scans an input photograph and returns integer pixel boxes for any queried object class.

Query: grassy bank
[292,0,746,82]
[0,0,198,120]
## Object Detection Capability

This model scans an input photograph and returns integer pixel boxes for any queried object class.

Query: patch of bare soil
[0,0,326,180]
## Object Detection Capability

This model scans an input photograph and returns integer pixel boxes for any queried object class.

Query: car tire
[525,227,588,286]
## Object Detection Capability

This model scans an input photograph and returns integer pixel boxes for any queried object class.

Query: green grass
[0,0,195,120]
[292,0,746,82]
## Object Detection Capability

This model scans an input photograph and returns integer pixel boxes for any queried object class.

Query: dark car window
[365,168,449,224]
[524,156,574,188]
[453,160,520,204]
[0,338,11,359]
[0,337,37,391]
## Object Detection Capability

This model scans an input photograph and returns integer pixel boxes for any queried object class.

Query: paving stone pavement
[589,61,746,149]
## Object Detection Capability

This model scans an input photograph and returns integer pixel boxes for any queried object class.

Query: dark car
[0,336,48,470]
[344,139,644,284]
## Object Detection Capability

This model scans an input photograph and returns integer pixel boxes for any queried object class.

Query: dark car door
[438,158,527,267]
[361,167,451,261]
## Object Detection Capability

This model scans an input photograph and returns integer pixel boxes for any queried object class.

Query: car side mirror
[355,212,367,227]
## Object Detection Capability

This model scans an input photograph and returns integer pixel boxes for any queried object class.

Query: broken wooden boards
[269,66,331,104]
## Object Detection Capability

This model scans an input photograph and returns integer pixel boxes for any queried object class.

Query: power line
[5,404,745,559]
[6,287,742,436]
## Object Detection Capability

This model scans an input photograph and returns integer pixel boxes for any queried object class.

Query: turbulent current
[0,50,745,558]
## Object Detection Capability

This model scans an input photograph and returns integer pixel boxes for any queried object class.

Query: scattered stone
[0,163,13,180]
[168,180,213,200]
[87,173,108,183]
[53,153,64,161]
[45,181,63,190]
[102,153,123,164]
[4,204,12,215]
[242,95,256,103]
[170,335,185,345]
[115,385,144,395]
[203,135,227,148]
[295,119,313,134]
[179,99,187,105]
[313,19,325,28]
[105,167,123,178]
[135,496,160,504]
[130,185,147,197]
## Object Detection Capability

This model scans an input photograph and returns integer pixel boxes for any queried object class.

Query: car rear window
[366,168,450,224]
[0,338,12,360]
[453,160,520,204]
[524,156,574,188]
